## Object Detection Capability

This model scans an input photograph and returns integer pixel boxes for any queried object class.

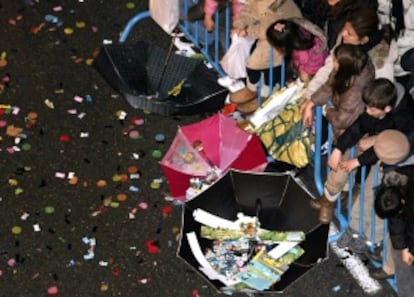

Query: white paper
[186,232,236,286]
[268,241,299,259]
[249,84,299,129]
[193,208,239,230]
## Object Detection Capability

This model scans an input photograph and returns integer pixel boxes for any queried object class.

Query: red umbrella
[160,113,268,201]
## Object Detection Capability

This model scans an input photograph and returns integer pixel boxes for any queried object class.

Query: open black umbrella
[93,41,228,116]
[177,169,329,294]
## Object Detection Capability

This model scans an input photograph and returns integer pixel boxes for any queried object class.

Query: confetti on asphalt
[0,1,383,297]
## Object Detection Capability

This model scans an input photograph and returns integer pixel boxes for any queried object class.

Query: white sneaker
[173,38,197,57]
[228,80,245,93]
[217,76,245,93]
[217,76,233,87]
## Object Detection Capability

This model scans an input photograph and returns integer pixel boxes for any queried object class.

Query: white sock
[324,188,340,202]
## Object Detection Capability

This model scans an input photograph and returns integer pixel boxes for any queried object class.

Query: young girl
[310,44,374,138]
[266,18,328,83]
[306,43,375,223]
[204,0,245,32]
[229,0,302,114]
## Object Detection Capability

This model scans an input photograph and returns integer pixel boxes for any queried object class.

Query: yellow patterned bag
[256,101,311,168]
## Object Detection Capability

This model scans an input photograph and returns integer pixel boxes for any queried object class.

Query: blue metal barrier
[120,1,396,292]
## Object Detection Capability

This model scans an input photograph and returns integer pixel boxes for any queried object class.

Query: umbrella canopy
[160,113,268,201]
[93,41,228,115]
[177,170,329,294]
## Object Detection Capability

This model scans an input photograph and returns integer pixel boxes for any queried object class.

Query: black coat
[389,216,414,254]
[388,171,414,254]
[334,111,393,166]
[335,95,414,167]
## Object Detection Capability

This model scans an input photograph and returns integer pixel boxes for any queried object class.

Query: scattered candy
[63,27,74,35]
[59,134,71,142]
[129,130,140,139]
[45,206,55,214]
[11,226,22,235]
[116,193,127,202]
[100,282,109,292]
[145,240,160,254]
[126,2,136,9]
[155,133,165,143]
[151,150,162,159]
[47,286,59,295]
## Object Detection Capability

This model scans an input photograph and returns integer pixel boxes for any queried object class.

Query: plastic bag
[149,0,179,34]
[220,34,255,79]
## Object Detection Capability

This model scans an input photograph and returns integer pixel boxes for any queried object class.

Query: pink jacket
[204,0,244,19]
[292,37,328,75]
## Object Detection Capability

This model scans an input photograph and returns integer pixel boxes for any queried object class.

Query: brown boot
[237,97,258,114]
[319,194,334,224]
[230,87,256,104]
[309,198,321,210]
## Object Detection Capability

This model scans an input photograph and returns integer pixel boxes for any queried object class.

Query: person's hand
[204,16,215,32]
[328,148,342,171]
[298,71,310,83]
[401,248,414,265]
[358,135,377,152]
[230,28,248,37]
[340,158,360,173]
[300,99,314,128]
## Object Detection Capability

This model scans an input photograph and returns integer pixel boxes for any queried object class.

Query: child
[305,43,374,138]
[373,134,414,297]
[204,0,245,32]
[229,0,302,114]
[329,78,397,174]
[305,43,375,223]
[266,18,328,83]
[337,129,411,254]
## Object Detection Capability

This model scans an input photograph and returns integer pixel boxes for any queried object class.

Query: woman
[322,0,378,49]
[300,8,398,128]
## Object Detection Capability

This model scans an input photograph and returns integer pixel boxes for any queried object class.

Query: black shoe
[369,268,394,280]
[364,247,383,263]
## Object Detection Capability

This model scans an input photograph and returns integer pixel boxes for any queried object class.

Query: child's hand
[298,71,310,83]
[340,158,360,173]
[204,16,215,32]
[300,99,314,128]
[234,28,248,37]
[358,135,377,152]
[401,248,414,265]
[328,148,342,171]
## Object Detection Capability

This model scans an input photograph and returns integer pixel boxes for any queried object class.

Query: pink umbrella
[160,113,268,201]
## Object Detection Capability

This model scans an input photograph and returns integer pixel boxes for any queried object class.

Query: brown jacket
[233,0,302,69]
[311,61,375,138]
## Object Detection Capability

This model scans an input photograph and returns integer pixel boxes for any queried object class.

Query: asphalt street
[0,1,397,297]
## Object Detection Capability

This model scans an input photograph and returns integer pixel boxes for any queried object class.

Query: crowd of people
[183,0,414,296]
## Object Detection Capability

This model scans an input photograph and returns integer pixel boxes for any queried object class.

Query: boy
[312,78,397,224]
[328,78,397,175]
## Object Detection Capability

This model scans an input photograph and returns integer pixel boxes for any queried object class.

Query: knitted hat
[374,129,410,165]
[374,185,403,219]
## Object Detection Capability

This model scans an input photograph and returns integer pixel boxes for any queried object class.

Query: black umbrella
[93,41,228,116]
[177,169,329,294]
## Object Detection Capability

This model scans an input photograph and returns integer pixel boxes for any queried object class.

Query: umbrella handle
[255,198,262,219]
